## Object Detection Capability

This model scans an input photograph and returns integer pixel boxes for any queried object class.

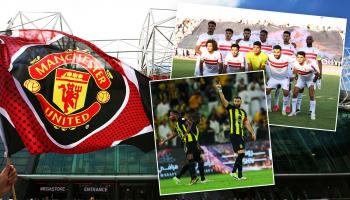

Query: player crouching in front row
[200,39,223,76]
[288,51,320,120]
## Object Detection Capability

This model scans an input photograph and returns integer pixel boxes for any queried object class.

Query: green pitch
[172,57,340,130]
[172,57,197,78]
[269,74,340,130]
[159,169,274,195]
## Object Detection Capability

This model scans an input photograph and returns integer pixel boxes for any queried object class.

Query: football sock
[232,153,245,177]
[292,98,298,113]
[177,163,189,179]
[274,88,281,106]
[310,100,316,114]
[297,93,303,110]
[188,159,197,180]
[237,153,245,178]
[198,161,205,181]
[282,96,289,111]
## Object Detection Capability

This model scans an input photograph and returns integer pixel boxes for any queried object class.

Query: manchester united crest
[23,50,114,130]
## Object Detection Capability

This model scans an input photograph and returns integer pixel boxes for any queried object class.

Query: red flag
[0,29,154,155]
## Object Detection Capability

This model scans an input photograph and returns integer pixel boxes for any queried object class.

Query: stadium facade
[0,144,159,199]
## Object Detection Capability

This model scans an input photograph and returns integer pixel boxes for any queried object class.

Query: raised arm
[215,82,229,108]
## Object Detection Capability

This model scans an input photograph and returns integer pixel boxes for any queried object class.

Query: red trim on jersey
[281,49,294,55]
[204,59,219,65]
[270,63,288,69]
[261,44,272,51]
[239,46,253,53]
[227,61,243,68]
[305,52,317,56]
[268,59,289,66]
[296,70,313,75]
[261,47,272,51]
[219,46,231,51]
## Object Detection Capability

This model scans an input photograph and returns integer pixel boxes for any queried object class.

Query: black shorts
[185,142,203,162]
[230,134,245,152]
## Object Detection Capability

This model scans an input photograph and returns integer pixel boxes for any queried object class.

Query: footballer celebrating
[216,82,256,180]
[159,111,206,185]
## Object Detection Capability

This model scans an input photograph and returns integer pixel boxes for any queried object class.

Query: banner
[157,141,272,179]
[0,29,154,155]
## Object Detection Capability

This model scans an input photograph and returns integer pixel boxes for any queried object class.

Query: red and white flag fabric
[0,29,154,155]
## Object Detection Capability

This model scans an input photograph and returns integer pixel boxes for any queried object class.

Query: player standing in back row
[218,28,236,60]
[259,30,274,55]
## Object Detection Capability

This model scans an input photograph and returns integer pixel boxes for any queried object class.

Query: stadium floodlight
[4,11,72,34]
[339,47,350,111]
[3,9,177,79]
[138,8,176,79]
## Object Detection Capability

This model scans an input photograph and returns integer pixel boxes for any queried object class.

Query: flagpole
[5,156,17,200]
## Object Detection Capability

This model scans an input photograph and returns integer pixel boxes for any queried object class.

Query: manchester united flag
[0,29,154,155]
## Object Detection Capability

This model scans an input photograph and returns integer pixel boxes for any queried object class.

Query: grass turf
[159,169,274,195]
[268,74,340,131]
[171,57,340,131]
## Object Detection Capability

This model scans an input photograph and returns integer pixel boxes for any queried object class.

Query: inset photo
[150,71,274,196]
[173,3,347,131]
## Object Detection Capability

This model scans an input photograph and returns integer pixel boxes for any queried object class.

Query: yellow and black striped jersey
[175,117,199,144]
[226,104,247,136]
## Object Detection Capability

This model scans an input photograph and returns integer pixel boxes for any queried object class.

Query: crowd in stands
[152,73,268,148]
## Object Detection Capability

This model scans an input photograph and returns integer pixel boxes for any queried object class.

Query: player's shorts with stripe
[267,77,290,91]
[295,77,315,89]
[230,134,245,152]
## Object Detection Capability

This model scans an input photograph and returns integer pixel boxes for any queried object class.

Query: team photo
[150,72,274,195]
[172,3,347,131]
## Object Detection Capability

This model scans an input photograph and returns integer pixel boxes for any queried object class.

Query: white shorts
[295,78,315,89]
[267,77,290,91]
[203,70,219,76]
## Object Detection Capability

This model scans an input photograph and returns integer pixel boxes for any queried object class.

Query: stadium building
[0,145,158,199]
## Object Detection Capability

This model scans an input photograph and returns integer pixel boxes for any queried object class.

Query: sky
[237,0,350,47]
[0,0,348,45]
[0,0,349,66]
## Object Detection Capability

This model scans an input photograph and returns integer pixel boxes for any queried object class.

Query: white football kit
[293,61,319,89]
[266,54,291,90]
[200,50,222,76]
[224,53,245,73]
[194,33,220,76]
[218,38,235,60]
